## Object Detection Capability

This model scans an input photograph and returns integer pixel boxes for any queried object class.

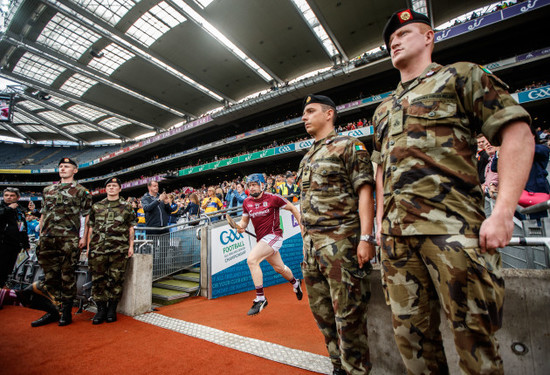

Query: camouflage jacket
[372,62,531,236]
[41,182,92,238]
[88,198,137,253]
[297,130,374,250]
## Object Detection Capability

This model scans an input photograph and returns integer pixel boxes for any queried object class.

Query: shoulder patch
[479,65,492,75]
[354,141,366,151]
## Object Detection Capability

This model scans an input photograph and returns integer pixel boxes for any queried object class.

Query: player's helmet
[247,173,265,192]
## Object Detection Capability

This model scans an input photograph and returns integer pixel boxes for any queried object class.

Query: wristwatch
[360,234,376,243]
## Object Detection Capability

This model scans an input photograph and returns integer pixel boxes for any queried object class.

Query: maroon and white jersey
[242,192,289,241]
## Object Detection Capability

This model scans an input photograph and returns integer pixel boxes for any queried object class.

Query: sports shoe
[247,298,268,316]
[294,279,303,301]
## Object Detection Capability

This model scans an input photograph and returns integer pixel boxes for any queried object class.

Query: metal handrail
[517,200,550,215]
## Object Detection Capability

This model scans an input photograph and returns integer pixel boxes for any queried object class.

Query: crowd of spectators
[120,171,301,231]
[515,81,549,92]
[477,128,550,219]
[444,0,525,28]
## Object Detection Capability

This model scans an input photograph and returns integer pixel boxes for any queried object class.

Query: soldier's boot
[92,302,107,325]
[31,311,60,327]
[106,300,118,323]
[58,302,73,326]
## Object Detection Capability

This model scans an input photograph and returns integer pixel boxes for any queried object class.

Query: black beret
[303,94,336,111]
[58,157,77,167]
[105,177,122,187]
[383,9,431,50]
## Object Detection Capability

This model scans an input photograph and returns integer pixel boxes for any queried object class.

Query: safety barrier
[135,220,203,281]
[488,197,550,269]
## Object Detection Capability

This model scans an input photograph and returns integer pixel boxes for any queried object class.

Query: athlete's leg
[247,240,275,287]
[265,251,294,281]
[265,240,302,300]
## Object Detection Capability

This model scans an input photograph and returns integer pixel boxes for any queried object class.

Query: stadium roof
[0,0,493,144]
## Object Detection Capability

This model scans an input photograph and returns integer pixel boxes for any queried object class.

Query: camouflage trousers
[302,235,372,375]
[37,236,80,303]
[88,250,129,302]
[380,234,504,375]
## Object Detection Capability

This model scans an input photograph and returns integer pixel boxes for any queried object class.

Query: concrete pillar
[367,266,550,374]
[200,226,209,298]
[118,253,153,316]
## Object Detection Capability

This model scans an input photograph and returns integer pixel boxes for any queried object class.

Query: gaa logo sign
[348,130,363,137]
[527,87,550,101]
[220,229,244,245]
[299,140,313,149]
[277,145,292,153]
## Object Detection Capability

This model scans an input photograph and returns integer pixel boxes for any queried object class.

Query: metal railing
[488,196,550,269]
[135,218,204,281]
[133,196,294,281]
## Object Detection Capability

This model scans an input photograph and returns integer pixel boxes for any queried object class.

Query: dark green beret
[105,177,122,187]
[303,94,337,111]
[383,9,431,50]
[58,157,77,167]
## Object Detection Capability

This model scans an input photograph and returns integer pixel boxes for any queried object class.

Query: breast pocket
[406,100,458,149]
[310,159,345,194]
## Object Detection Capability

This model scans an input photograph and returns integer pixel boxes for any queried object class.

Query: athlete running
[236,173,303,316]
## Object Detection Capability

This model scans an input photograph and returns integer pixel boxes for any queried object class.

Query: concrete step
[173,272,199,282]
[154,279,199,293]
[152,287,189,301]
[152,286,190,306]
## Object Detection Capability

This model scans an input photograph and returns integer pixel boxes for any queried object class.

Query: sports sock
[289,277,298,288]
[255,285,265,301]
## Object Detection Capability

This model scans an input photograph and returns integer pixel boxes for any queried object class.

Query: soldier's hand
[78,237,86,249]
[375,226,382,246]
[479,210,513,254]
[357,241,375,268]
[128,246,134,258]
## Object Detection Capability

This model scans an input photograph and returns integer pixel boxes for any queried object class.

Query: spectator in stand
[482,142,499,199]
[266,177,277,194]
[135,200,146,239]
[26,211,40,240]
[215,187,225,205]
[167,194,181,227]
[182,193,200,223]
[0,187,29,288]
[224,182,236,206]
[141,181,171,234]
[277,172,300,202]
[228,182,247,215]
[201,186,223,222]
[517,133,550,210]
[275,175,285,189]
[476,134,490,184]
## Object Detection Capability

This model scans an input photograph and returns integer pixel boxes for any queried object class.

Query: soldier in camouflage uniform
[297,94,375,375]
[87,177,136,324]
[34,157,92,327]
[372,9,534,374]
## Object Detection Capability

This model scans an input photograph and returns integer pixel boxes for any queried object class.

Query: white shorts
[260,234,283,252]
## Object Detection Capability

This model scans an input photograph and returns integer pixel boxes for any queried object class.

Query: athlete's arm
[237,215,250,233]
